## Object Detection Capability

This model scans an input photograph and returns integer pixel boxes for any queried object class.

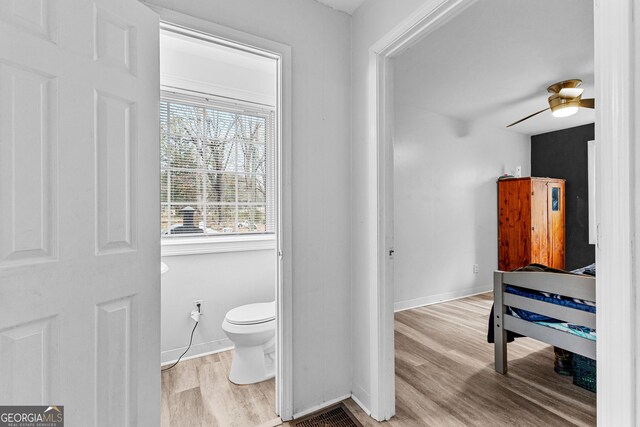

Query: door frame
[145,5,294,421]
[367,0,638,424]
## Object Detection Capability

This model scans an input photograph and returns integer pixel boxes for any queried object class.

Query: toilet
[222,301,276,385]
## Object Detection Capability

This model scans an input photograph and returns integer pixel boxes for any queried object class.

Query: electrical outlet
[194,300,204,315]
[473,264,479,274]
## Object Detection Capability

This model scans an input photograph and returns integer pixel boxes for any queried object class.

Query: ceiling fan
[506,79,595,128]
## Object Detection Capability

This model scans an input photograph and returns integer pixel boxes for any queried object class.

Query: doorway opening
[388,0,596,419]
[363,0,626,423]
[158,22,288,425]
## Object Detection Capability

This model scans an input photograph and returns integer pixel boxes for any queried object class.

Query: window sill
[161,234,276,256]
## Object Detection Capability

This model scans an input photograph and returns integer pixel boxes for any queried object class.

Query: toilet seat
[225,301,275,325]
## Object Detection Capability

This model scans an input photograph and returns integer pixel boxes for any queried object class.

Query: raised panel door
[0,1,160,425]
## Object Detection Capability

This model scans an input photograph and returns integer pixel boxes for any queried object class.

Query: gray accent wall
[531,123,595,270]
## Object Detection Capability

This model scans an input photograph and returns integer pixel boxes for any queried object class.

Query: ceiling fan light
[558,87,584,99]
[548,94,581,118]
[552,105,579,118]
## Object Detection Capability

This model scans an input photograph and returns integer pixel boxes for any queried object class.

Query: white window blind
[160,94,275,237]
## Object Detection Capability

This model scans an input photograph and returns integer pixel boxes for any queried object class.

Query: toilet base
[229,338,275,385]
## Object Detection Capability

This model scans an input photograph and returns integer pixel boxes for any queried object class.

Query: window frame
[160,87,277,253]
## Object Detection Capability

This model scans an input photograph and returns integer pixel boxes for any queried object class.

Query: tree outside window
[160,96,275,237]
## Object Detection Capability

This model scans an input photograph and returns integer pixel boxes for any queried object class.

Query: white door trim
[366,0,478,420]
[593,0,636,423]
[368,0,637,424]
[143,5,294,421]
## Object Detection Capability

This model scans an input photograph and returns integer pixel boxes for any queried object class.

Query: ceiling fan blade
[580,98,595,109]
[506,107,550,128]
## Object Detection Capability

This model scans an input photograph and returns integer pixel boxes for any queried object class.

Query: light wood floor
[345,293,596,426]
[162,293,596,426]
[161,350,280,427]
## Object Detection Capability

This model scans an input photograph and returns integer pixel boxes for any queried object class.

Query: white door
[0,0,160,425]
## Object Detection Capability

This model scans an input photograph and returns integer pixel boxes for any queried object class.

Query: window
[160,93,275,238]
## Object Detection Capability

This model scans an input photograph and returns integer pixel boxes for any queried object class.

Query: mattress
[505,263,596,340]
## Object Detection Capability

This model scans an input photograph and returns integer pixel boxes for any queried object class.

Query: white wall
[161,249,275,363]
[350,0,440,411]
[392,102,530,311]
[149,0,353,415]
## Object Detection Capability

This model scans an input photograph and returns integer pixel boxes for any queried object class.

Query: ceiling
[394,0,594,136]
[315,0,366,15]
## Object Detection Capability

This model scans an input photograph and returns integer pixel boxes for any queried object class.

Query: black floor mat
[292,403,363,427]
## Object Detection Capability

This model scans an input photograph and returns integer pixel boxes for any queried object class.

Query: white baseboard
[292,394,351,419]
[161,338,234,365]
[350,386,371,416]
[394,285,492,312]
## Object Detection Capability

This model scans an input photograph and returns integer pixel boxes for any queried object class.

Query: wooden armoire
[498,177,566,271]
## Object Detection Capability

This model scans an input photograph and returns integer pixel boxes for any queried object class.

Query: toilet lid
[225,301,275,325]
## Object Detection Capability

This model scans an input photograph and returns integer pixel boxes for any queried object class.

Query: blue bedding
[505,263,596,339]
[534,321,596,341]
[505,284,595,322]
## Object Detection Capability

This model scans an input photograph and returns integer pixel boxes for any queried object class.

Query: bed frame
[493,270,596,374]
